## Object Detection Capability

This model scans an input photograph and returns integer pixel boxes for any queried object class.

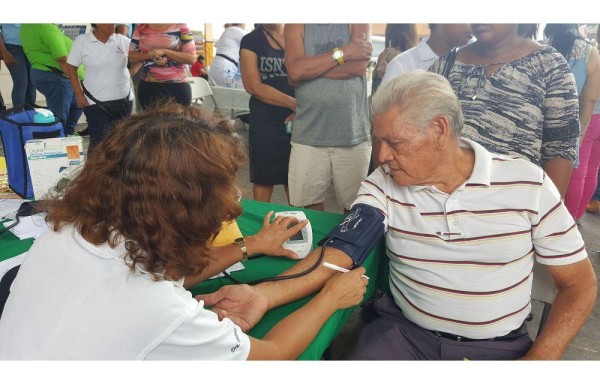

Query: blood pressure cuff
[317,203,386,267]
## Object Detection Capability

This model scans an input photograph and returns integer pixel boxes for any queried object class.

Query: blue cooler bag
[0,106,65,198]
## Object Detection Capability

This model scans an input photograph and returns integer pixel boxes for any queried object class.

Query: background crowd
[0,23,599,361]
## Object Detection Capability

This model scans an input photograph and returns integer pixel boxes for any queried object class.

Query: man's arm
[284,24,372,85]
[522,259,597,359]
[198,245,354,331]
[321,24,372,80]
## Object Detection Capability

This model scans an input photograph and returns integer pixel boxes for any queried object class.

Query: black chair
[0,265,20,319]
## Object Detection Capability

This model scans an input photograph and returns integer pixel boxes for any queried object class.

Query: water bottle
[233,69,242,89]
[225,69,233,88]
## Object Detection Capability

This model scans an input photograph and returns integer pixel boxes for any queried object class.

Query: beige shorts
[288,141,372,210]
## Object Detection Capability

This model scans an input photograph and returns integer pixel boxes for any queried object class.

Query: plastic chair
[529,260,557,337]
[190,77,217,106]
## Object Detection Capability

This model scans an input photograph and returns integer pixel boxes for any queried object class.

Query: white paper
[0,199,28,221]
[208,262,245,279]
[3,212,49,240]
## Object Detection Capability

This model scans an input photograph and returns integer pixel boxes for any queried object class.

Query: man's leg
[30,69,68,127]
[5,44,36,107]
[288,143,331,210]
[330,141,372,212]
[65,87,83,136]
[344,296,440,360]
[345,296,532,360]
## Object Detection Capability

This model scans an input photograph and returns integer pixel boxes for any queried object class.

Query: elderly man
[199,71,597,360]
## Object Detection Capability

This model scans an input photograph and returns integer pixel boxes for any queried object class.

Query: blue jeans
[30,68,82,135]
[4,44,36,107]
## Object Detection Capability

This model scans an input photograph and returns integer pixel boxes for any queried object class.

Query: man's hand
[246,211,308,259]
[196,284,269,332]
[343,33,372,62]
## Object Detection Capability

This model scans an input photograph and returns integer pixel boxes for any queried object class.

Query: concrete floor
[2,119,598,360]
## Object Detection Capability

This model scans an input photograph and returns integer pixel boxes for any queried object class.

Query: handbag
[82,84,130,118]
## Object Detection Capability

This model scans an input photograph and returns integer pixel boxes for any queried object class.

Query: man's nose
[378,142,392,164]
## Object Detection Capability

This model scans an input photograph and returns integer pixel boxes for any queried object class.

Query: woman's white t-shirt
[0,225,250,360]
[67,32,134,104]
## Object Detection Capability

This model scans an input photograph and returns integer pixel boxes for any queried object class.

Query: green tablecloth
[0,199,384,360]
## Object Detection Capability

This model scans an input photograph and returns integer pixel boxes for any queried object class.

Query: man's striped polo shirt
[353,138,587,339]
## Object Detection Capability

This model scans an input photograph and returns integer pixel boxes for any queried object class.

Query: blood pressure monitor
[274,211,313,259]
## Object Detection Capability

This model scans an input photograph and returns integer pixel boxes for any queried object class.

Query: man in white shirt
[201,71,597,360]
[380,24,472,86]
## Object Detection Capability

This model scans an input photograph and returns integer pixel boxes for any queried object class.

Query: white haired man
[200,71,596,360]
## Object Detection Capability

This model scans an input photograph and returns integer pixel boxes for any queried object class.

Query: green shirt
[20,24,84,80]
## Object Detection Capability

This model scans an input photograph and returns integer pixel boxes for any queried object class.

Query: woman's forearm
[128,51,151,64]
[247,291,337,360]
[162,50,196,65]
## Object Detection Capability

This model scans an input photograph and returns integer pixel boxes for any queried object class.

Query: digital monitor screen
[286,222,306,242]
[288,230,305,242]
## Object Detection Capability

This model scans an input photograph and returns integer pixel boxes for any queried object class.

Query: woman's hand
[284,112,295,124]
[196,284,269,332]
[147,48,165,58]
[246,211,308,259]
[319,267,368,310]
[75,93,90,108]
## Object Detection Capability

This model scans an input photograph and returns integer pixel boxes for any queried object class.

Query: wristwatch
[234,237,248,262]
[332,47,344,65]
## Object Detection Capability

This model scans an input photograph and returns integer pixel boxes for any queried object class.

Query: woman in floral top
[128,24,196,110]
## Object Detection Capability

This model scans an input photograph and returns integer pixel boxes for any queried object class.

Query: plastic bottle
[233,69,242,89]
[225,69,233,88]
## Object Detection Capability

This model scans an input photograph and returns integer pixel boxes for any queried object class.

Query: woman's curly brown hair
[45,103,246,281]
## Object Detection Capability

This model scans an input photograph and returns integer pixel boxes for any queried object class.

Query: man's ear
[430,115,452,149]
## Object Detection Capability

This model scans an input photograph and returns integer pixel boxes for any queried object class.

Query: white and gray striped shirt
[354,138,587,339]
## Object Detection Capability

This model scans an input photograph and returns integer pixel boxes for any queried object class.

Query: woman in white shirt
[0,103,367,360]
[66,24,133,149]
[209,23,246,86]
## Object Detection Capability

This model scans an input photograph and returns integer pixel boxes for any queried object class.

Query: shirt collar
[461,138,492,187]
[417,37,438,63]
[88,32,116,44]
[70,225,184,286]
[404,138,492,193]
